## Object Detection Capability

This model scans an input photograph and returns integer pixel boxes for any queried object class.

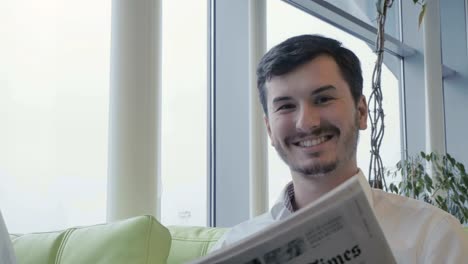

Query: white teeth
[297,136,328,147]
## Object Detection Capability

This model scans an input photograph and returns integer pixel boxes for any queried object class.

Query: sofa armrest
[167,226,228,264]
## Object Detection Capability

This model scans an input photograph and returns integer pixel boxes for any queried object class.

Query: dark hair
[256,34,363,115]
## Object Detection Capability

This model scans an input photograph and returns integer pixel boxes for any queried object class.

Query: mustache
[286,125,340,143]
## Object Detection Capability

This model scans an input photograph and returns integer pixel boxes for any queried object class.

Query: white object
[248,0,268,218]
[423,0,446,155]
[0,211,16,264]
[107,0,163,221]
[212,170,468,263]
[198,173,397,263]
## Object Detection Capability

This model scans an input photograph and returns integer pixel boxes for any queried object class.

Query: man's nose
[296,104,320,133]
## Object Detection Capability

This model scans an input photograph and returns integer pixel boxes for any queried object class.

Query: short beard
[291,160,337,177]
[275,118,360,179]
[276,148,337,178]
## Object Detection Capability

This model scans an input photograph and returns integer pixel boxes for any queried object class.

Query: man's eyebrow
[311,85,336,95]
[272,96,292,104]
[271,85,336,104]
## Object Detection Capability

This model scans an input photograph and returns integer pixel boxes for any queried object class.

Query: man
[211,35,468,263]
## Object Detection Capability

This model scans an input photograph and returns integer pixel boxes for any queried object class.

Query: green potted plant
[388,152,468,224]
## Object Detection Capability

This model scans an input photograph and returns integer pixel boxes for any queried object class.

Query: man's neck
[291,167,358,210]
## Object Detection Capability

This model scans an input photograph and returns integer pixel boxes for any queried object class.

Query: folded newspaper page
[191,176,396,264]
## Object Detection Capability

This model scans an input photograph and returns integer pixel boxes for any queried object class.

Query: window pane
[322,0,400,38]
[266,0,402,206]
[161,0,208,226]
[0,0,111,233]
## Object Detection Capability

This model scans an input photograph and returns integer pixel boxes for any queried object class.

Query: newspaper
[191,176,396,264]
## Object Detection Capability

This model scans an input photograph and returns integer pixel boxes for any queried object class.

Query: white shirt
[0,210,16,264]
[211,170,468,263]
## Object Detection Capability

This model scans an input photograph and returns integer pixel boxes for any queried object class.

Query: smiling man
[211,35,468,263]
[264,52,366,210]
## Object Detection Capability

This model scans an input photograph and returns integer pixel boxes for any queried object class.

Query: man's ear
[357,95,368,130]
[264,115,274,146]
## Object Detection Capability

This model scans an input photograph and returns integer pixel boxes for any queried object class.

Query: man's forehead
[265,56,345,93]
[265,76,338,98]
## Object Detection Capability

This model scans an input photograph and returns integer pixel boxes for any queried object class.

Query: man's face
[264,55,367,177]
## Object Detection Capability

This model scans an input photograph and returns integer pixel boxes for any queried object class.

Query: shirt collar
[271,182,294,220]
[271,169,374,220]
[355,169,374,209]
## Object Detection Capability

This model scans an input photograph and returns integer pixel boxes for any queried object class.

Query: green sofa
[9,215,468,263]
[167,225,227,264]
[10,215,228,264]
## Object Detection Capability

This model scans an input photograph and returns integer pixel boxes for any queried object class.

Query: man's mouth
[293,135,334,148]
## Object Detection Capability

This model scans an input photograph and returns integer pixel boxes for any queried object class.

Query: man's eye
[276,104,295,112]
[315,96,334,105]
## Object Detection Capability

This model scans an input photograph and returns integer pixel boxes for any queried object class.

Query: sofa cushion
[167,226,228,264]
[11,215,171,264]
[11,230,67,264]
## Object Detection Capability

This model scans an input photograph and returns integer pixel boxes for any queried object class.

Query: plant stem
[368,0,393,190]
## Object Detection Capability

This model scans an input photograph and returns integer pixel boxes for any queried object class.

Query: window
[0,0,111,233]
[160,0,208,226]
[321,0,401,38]
[0,0,209,231]
[266,0,402,206]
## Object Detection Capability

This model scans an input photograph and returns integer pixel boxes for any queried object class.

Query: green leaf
[447,154,455,164]
[462,176,468,188]
[436,196,448,211]
[420,151,426,159]
[422,153,430,162]
[414,185,421,197]
[457,162,466,174]
[459,186,467,196]
[419,4,427,28]
[462,209,468,222]
[417,163,425,173]
[391,151,468,223]
[375,0,385,14]
[396,160,402,170]
[424,171,432,181]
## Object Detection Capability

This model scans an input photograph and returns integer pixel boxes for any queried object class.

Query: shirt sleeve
[421,215,468,263]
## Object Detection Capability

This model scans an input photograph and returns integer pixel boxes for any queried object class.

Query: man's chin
[290,161,337,177]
